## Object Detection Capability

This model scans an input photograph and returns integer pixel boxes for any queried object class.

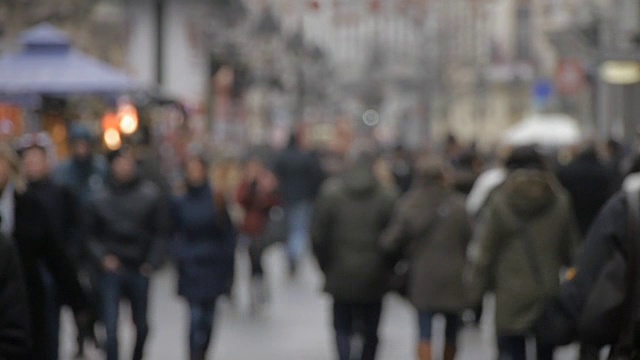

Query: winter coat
[556,151,614,236]
[381,184,472,313]
[13,191,87,359]
[0,234,29,359]
[312,165,397,303]
[172,184,236,303]
[87,177,168,270]
[467,169,579,335]
[273,146,324,205]
[236,180,280,236]
[26,179,83,262]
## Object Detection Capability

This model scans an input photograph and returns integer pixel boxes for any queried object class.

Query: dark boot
[444,344,457,360]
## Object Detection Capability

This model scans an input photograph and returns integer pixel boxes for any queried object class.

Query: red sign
[555,59,585,95]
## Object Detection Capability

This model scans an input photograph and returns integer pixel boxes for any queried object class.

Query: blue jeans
[497,335,554,360]
[418,311,460,345]
[189,301,216,360]
[100,269,150,360]
[285,201,313,267]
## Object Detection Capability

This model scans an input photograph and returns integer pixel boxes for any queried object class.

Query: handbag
[261,206,287,247]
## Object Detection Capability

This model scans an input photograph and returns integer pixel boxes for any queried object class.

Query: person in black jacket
[0,233,29,359]
[18,132,88,359]
[88,147,168,360]
[0,142,88,360]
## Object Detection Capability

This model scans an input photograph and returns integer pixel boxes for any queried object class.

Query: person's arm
[145,191,170,271]
[311,187,336,273]
[465,197,505,305]
[0,237,30,359]
[379,200,410,261]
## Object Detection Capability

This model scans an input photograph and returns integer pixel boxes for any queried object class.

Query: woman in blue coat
[172,155,236,360]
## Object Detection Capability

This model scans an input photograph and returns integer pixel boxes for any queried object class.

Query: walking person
[87,147,168,360]
[312,148,396,360]
[171,155,236,360]
[53,124,107,356]
[236,157,280,312]
[274,133,324,276]
[381,156,472,360]
[17,133,86,359]
[467,146,579,360]
[0,142,88,360]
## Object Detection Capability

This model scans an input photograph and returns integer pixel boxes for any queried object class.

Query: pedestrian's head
[414,155,446,186]
[184,155,209,187]
[16,132,53,182]
[0,142,24,193]
[68,124,94,162]
[505,146,547,171]
[107,146,137,183]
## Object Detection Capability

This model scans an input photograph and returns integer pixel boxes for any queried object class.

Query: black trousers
[332,301,383,360]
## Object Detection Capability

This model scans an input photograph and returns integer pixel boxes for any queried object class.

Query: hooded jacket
[468,169,579,334]
[311,164,397,303]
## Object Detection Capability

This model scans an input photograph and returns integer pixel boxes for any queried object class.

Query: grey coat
[381,184,472,312]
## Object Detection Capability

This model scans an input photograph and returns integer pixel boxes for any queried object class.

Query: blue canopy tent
[0,23,140,132]
[0,23,138,98]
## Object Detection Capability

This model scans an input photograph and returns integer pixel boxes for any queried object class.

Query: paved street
[61,244,582,360]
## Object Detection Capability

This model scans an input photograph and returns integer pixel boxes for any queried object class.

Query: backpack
[535,183,640,356]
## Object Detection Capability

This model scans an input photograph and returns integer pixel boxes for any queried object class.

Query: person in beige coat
[381,156,472,360]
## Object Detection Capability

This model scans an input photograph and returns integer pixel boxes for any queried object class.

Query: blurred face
[72,140,91,161]
[0,158,10,191]
[244,159,262,180]
[22,147,49,182]
[185,158,207,186]
[111,152,137,183]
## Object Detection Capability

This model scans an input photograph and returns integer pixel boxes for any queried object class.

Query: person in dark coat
[0,233,30,359]
[17,133,86,359]
[0,142,88,360]
[172,155,236,360]
[381,156,472,360]
[53,124,106,356]
[556,144,614,237]
[274,133,325,275]
[87,147,168,360]
[312,148,397,360]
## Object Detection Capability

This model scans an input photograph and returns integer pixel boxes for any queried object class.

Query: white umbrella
[502,113,582,148]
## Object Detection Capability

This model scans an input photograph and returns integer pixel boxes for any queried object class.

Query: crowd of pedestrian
[1,125,639,360]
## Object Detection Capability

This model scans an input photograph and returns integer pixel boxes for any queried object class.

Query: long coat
[13,191,87,359]
[467,169,579,335]
[381,184,472,313]
[311,166,397,303]
[0,234,29,359]
[172,184,236,303]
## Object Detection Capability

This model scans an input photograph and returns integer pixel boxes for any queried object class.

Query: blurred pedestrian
[0,230,30,359]
[53,124,107,356]
[0,142,88,360]
[87,147,168,360]
[236,157,280,312]
[171,155,236,360]
[381,156,472,360]
[274,133,324,276]
[556,143,614,237]
[390,145,414,194]
[312,148,396,360]
[17,133,88,359]
[467,146,579,360]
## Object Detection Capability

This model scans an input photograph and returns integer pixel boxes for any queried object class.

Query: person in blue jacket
[171,154,236,360]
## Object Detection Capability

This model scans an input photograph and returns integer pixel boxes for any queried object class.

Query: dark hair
[505,146,546,171]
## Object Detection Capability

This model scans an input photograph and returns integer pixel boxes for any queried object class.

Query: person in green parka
[467,146,579,360]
